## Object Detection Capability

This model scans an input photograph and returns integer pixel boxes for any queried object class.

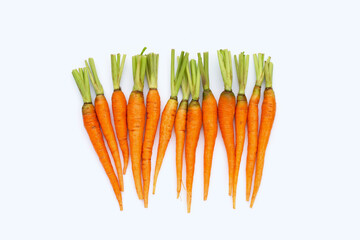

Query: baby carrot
[142,52,161,207]
[72,67,123,210]
[233,52,249,208]
[127,48,147,200]
[250,57,276,208]
[198,52,218,200]
[86,58,124,191]
[111,54,130,174]
[153,50,189,194]
[245,53,265,201]
[185,59,202,213]
[217,49,236,196]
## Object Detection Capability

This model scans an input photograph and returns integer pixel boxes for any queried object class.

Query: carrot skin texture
[246,86,261,201]
[82,103,123,210]
[250,88,276,207]
[153,98,178,194]
[202,90,218,200]
[175,100,187,198]
[218,90,236,196]
[112,89,130,175]
[142,89,161,207]
[233,94,248,208]
[95,95,124,191]
[127,91,145,200]
[185,101,202,213]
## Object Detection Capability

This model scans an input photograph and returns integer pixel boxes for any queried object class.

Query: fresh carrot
[232,52,249,208]
[142,52,161,208]
[198,52,218,201]
[250,57,275,208]
[152,50,189,194]
[174,68,190,198]
[86,58,124,191]
[245,53,265,201]
[217,49,236,196]
[111,54,130,174]
[72,67,123,210]
[127,48,147,200]
[185,59,202,213]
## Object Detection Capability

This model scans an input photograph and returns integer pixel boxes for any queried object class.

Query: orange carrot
[142,53,161,207]
[153,50,189,194]
[111,54,130,174]
[174,73,189,198]
[72,68,123,210]
[86,58,124,192]
[185,59,202,213]
[127,48,147,200]
[232,52,249,208]
[250,57,275,208]
[198,52,217,200]
[217,49,236,196]
[245,53,265,201]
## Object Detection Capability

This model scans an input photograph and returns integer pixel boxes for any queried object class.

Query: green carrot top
[170,49,189,98]
[86,58,104,95]
[198,52,210,91]
[234,52,249,95]
[146,52,159,89]
[264,57,273,88]
[185,59,201,101]
[178,56,190,101]
[72,67,91,103]
[217,49,233,91]
[253,53,265,87]
[132,47,147,92]
[111,53,126,90]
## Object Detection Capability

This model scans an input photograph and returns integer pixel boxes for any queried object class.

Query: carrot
[185,59,202,213]
[250,57,275,208]
[72,67,123,210]
[245,53,265,201]
[174,67,190,198]
[127,48,147,200]
[232,52,250,208]
[217,49,236,196]
[152,50,189,194]
[111,54,130,174]
[198,52,217,201]
[142,53,161,208]
[86,58,124,192]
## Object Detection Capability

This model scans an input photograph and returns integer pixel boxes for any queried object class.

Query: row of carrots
[72,48,276,212]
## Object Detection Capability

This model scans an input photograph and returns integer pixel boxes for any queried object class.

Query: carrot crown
[253,53,265,87]
[170,49,189,98]
[86,58,104,95]
[198,52,210,91]
[72,67,92,103]
[234,52,249,95]
[111,53,126,90]
[264,57,273,88]
[132,47,147,92]
[178,56,190,101]
[146,53,159,89]
[185,59,201,101]
[217,49,233,91]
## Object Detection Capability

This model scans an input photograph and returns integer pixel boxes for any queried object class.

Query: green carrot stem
[86,58,104,95]
[217,49,233,91]
[264,57,273,88]
[111,53,126,90]
[72,67,92,103]
[234,52,249,95]
[198,52,210,91]
[146,53,159,89]
[178,56,190,100]
[188,59,201,100]
[253,53,265,87]
[170,50,189,98]
[132,48,147,91]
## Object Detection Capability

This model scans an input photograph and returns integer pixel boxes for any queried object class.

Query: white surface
[0,0,359,239]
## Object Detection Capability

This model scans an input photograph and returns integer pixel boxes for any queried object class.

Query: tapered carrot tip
[250,195,256,208]
[233,197,236,209]
[177,192,180,199]
[187,192,192,213]
[152,182,157,195]
[204,195,207,201]
[123,167,127,175]
[144,200,148,208]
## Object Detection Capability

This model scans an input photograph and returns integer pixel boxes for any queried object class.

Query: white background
[0,0,359,239]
